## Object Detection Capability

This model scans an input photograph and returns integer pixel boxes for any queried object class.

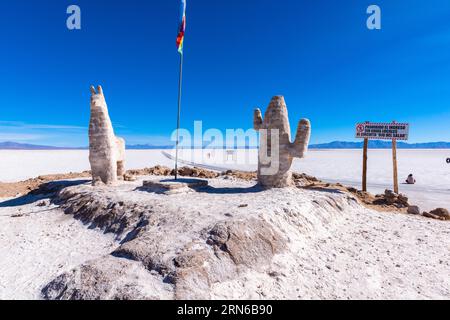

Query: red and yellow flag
[176,0,186,54]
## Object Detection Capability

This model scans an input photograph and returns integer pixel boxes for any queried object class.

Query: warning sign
[355,122,409,140]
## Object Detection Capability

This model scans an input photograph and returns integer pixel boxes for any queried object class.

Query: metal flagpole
[175,53,184,180]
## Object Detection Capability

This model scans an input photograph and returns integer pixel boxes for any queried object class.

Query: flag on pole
[176,0,186,54]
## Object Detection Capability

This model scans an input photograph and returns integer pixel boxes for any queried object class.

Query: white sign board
[355,122,409,140]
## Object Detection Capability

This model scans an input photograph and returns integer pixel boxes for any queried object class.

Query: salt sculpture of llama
[89,85,126,186]
[253,96,311,188]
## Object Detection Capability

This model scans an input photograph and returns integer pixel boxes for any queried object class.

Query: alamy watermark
[169,121,281,176]
[367,5,381,30]
[66,4,381,31]
[66,5,81,30]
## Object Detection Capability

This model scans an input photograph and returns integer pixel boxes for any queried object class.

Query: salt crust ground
[0,175,449,299]
[0,199,117,299]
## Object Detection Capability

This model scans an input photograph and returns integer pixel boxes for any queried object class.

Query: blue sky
[0,0,449,146]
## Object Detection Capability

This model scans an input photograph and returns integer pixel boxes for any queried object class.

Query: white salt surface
[0,198,117,299]
[0,176,449,300]
[211,200,450,300]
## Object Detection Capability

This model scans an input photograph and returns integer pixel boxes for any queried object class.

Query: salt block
[142,178,208,194]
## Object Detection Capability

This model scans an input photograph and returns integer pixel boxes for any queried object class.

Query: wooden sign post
[392,138,399,194]
[391,121,399,194]
[362,137,368,192]
[356,121,409,194]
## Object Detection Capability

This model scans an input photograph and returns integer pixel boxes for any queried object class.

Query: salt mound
[41,176,358,300]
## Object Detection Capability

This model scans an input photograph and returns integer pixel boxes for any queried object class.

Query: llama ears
[90,85,104,96]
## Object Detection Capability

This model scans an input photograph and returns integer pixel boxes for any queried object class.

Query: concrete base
[142,178,209,194]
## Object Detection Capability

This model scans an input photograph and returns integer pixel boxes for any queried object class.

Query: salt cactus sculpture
[89,85,126,186]
[253,96,311,188]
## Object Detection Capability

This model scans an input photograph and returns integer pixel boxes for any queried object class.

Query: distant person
[406,174,416,185]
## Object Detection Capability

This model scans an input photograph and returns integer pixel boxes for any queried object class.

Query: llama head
[90,85,107,109]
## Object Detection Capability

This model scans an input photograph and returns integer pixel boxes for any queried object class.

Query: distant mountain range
[309,141,450,149]
[0,142,79,150]
[1,141,449,150]
[0,142,170,150]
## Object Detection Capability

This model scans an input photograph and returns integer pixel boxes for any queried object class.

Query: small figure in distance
[406,174,416,185]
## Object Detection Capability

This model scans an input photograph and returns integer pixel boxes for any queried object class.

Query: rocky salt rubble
[0,166,223,198]
[422,208,450,221]
[38,175,361,300]
[1,165,447,220]
[300,177,450,221]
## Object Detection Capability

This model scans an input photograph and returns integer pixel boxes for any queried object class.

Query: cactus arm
[281,132,291,145]
[290,119,311,158]
[254,108,263,130]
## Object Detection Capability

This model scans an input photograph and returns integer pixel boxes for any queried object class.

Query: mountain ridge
[309,141,450,149]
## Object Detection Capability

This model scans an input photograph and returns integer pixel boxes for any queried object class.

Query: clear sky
[0,0,449,147]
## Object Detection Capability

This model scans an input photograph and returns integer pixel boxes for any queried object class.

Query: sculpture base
[142,178,209,194]
[257,170,294,189]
